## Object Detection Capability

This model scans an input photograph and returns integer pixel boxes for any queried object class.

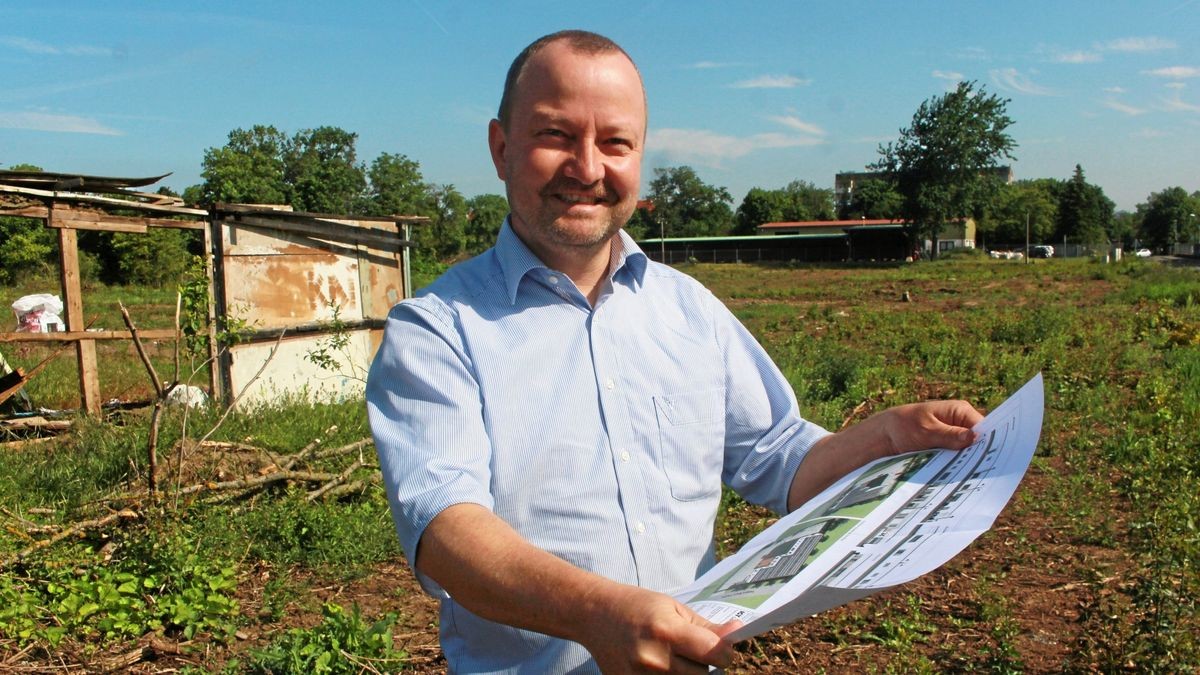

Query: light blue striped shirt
[367,220,830,673]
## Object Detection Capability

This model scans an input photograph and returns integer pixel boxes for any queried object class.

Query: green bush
[244,603,407,674]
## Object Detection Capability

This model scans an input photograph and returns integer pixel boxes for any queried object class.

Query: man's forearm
[786,415,886,512]
[415,502,616,642]
[415,502,738,671]
[787,401,982,512]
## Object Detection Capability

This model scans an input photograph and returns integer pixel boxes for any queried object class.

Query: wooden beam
[0,205,48,219]
[52,210,101,414]
[228,214,412,252]
[0,329,177,343]
[42,204,203,232]
[0,183,207,216]
[0,368,25,406]
[48,215,147,234]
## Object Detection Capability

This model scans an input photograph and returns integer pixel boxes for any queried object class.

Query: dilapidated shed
[0,170,424,414]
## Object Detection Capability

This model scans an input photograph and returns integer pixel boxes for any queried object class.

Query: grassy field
[1,254,1198,672]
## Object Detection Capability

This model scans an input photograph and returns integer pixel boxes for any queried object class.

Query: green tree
[418,184,468,259]
[873,81,1017,256]
[734,181,835,234]
[285,126,367,214]
[982,180,1057,247]
[780,180,835,222]
[839,178,903,220]
[464,194,508,255]
[0,164,54,284]
[196,125,290,206]
[109,228,193,286]
[734,188,787,235]
[1055,165,1114,247]
[1137,186,1200,251]
[1109,211,1138,250]
[364,152,427,217]
[643,166,733,238]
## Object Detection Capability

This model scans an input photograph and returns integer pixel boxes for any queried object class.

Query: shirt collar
[495,217,649,305]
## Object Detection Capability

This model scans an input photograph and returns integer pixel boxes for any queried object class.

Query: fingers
[670,607,738,669]
[888,400,982,454]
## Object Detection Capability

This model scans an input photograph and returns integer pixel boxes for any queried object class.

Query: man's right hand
[577,582,740,674]
[418,504,740,673]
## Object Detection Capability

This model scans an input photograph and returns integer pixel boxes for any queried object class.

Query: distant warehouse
[638,217,975,264]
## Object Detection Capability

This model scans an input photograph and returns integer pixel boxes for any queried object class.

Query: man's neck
[542,241,613,306]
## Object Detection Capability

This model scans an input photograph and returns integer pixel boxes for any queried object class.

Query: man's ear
[488,119,507,181]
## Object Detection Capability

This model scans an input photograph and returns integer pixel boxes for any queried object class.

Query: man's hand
[876,400,982,456]
[418,504,739,672]
[789,399,983,511]
[580,582,740,674]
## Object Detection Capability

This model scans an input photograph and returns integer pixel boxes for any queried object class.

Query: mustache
[540,177,616,202]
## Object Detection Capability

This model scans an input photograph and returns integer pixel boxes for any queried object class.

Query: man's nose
[564,141,603,185]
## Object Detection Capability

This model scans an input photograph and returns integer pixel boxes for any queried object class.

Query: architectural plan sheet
[673,373,1044,642]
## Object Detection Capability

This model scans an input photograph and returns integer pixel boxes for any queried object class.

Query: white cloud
[731,74,811,89]
[1101,37,1178,53]
[647,128,823,166]
[0,35,112,57]
[1165,82,1187,90]
[766,115,826,136]
[1054,50,1101,64]
[1103,86,1127,94]
[1159,94,1200,112]
[1104,100,1148,116]
[932,70,964,81]
[989,68,1056,96]
[688,61,740,70]
[0,111,122,135]
[1144,66,1200,79]
[955,46,989,61]
[1132,128,1168,139]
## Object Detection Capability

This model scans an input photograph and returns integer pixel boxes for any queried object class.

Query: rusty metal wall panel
[361,247,404,319]
[215,215,405,406]
[223,253,363,328]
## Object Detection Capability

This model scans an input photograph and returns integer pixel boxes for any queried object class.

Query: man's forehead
[516,44,647,126]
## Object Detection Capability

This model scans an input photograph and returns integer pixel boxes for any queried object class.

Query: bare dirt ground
[96,452,1126,674]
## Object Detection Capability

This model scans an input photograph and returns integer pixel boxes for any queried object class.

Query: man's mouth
[556,193,608,205]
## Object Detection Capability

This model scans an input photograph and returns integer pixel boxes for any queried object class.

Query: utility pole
[1025,211,1030,264]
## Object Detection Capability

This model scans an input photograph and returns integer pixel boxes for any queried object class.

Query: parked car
[1135,248,1152,258]
[1029,245,1054,258]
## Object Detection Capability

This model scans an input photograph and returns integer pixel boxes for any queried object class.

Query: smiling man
[367,29,981,674]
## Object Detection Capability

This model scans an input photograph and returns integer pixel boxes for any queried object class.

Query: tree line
[4,83,1198,286]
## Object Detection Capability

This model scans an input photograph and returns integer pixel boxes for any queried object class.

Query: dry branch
[119,302,164,495]
[1,509,139,569]
[175,469,340,499]
[307,458,366,502]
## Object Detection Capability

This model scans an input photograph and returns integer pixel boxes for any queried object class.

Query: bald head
[497,30,645,131]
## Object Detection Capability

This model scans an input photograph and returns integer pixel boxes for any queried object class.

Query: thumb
[674,607,738,665]
[929,420,978,450]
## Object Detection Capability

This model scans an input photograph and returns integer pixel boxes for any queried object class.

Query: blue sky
[3,2,1198,212]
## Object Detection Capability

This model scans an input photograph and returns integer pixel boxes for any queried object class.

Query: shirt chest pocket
[652,388,726,501]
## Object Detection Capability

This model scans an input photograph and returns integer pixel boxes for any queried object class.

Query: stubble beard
[511,180,636,256]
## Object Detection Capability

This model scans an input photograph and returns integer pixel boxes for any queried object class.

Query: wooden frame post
[51,204,101,414]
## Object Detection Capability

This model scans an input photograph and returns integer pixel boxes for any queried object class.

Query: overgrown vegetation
[2,256,1199,671]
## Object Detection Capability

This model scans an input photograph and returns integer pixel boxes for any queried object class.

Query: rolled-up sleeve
[366,298,495,594]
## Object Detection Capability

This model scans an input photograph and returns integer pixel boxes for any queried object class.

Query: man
[367,30,982,674]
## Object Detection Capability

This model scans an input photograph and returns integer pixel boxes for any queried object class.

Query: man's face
[488,41,645,262]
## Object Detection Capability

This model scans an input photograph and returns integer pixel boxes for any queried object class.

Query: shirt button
[548,275,559,284]
[620,450,631,463]
[635,521,646,534]
[605,378,615,390]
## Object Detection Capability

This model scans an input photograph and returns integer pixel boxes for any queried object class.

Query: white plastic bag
[11,294,66,333]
